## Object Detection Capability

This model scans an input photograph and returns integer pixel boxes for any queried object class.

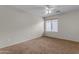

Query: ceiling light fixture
[45,5,61,16]
[45,5,55,15]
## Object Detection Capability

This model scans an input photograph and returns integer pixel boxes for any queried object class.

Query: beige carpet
[0,36,79,54]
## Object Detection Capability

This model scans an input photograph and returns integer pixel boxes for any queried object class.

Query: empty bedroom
[0,5,79,54]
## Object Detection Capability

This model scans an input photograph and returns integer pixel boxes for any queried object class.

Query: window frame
[45,19,58,32]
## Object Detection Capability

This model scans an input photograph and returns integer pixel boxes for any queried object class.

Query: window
[45,19,58,32]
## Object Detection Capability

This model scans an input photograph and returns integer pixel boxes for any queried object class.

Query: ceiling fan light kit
[45,5,61,17]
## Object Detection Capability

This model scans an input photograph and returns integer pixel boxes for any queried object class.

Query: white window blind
[45,19,58,32]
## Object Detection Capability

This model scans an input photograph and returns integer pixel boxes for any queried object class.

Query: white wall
[45,10,79,42]
[0,6,44,48]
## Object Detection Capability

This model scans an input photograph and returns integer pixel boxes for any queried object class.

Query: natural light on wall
[45,19,58,32]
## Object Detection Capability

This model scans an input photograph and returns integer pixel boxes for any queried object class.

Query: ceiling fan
[45,5,61,16]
